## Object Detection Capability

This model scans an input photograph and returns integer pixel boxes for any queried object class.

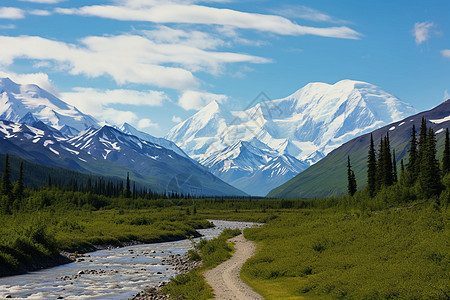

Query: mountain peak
[0,78,99,134]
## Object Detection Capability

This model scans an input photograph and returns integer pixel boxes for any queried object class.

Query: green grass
[162,228,241,300]
[242,202,449,299]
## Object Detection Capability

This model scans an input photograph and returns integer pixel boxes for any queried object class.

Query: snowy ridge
[166,79,417,195]
[0,77,98,135]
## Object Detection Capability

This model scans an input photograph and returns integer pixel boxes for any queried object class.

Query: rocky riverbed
[0,220,259,299]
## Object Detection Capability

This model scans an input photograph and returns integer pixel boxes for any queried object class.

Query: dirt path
[204,234,263,300]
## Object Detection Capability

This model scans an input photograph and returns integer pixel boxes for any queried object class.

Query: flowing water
[0,220,259,299]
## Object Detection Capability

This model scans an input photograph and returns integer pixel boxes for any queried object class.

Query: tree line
[0,155,199,214]
[347,117,449,199]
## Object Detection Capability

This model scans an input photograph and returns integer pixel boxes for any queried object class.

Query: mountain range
[166,80,417,195]
[0,78,245,197]
[268,99,450,199]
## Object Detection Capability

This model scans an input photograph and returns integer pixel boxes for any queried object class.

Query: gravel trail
[204,234,263,300]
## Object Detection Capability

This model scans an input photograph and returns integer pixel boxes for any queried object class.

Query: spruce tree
[418,127,442,197]
[417,117,428,172]
[443,128,450,175]
[400,159,405,175]
[13,162,24,201]
[406,125,418,185]
[125,172,131,198]
[0,154,12,197]
[376,137,385,189]
[347,156,357,196]
[384,134,393,186]
[367,134,377,197]
[392,149,398,183]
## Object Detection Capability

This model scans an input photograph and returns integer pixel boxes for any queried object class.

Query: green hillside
[268,101,450,199]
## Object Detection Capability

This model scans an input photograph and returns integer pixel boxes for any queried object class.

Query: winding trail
[204,234,263,300]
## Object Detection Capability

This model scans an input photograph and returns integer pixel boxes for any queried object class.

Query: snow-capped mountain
[166,79,417,195]
[200,139,308,195]
[0,78,245,196]
[118,122,190,159]
[0,78,98,135]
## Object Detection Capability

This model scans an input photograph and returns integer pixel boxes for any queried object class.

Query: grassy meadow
[242,203,449,299]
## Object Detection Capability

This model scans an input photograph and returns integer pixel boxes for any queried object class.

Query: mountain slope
[268,99,450,199]
[166,80,417,195]
[67,125,246,196]
[0,77,98,134]
[119,122,190,159]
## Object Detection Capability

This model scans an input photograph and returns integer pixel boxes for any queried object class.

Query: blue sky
[0,0,449,137]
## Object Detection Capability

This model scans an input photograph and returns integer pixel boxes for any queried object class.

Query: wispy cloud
[29,9,52,16]
[0,24,16,30]
[442,49,450,58]
[172,115,182,123]
[0,7,25,19]
[18,0,65,3]
[444,89,449,100]
[137,118,159,130]
[178,90,228,110]
[55,3,361,39]
[0,34,269,90]
[273,5,349,24]
[61,87,168,126]
[413,21,434,45]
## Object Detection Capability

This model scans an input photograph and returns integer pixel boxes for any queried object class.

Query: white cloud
[61,87,168,109]
[0,34,269,89]
[0,70,59,96]
[137,118,159,129]
[100,107,138,126]
[56,4,361,39]
[0,7,25,19]
[29,9,52,16]
[444,89,450,100]
[141,25,226,50]
[442,49,450,58]
[0,24,16,30]
[413,21,434,45]
[172,115,182,123]
[18,0,65,3]
[178,90,228,110]
[273,5,348,24]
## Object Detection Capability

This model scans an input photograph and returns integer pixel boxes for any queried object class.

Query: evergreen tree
[406,125,418,185]
[443,128,450,175]
[417,117,428,172]
[13,161,24,201]
[0,154,12,196]
[418,127,442,197]
[392,149,398,183]
[376,137,385,189]
[125,172,131,198]
[400,159,405,176]
[384,134,393,186]
[347,156,357,196]
[367,134,377,197]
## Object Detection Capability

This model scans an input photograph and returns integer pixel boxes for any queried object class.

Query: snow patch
[49,147,59,155]
[430,115,450,124]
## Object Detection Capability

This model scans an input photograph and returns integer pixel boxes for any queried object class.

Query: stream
[0,220,259,299]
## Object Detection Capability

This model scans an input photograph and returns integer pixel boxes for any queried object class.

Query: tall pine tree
[392,149,398,183]
[367,134,377,197]
[347,156,357,196]
[443,128,450,175]
[125,172,131,198]
[418,127,442,197]
[13,161,24,201]
[0,154,12,197]
[417,117,428,173]
[405,125,418,185]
